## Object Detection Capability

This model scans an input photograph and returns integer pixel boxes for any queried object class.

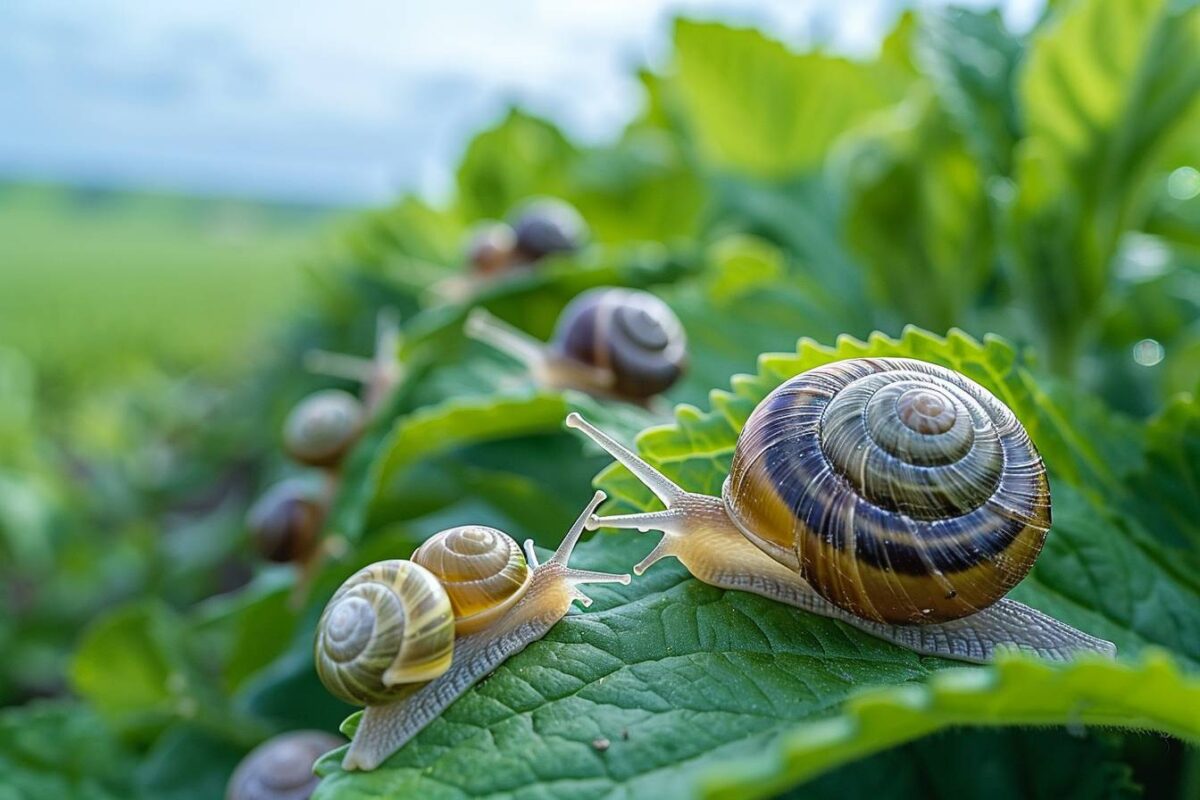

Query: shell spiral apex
[315,560,454,706]
[725,357,1051,624]
[554,287,687,399]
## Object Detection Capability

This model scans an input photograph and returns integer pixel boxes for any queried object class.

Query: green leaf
[1009,0,1200,369]
[837,90,996,331]
[0,701,135,800]
[798,728,1141,800]
[671,20,904,177]
[915,8,1023,174]
[1124,391,1200,551]
[701,650,1199,799]
[317,328,1199,799]
[456,109,578,222]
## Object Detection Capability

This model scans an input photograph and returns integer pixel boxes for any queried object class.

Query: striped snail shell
[725,358,1050,624]
[553,287,687,399]
[226,730,343,800]
[411,526,531,634]
[283,389,364,468]
[315,560,455,706]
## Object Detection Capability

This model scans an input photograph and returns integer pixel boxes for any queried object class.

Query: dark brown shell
[246,479,324,563]
[724,358,1051,624]
[552,287,686,399]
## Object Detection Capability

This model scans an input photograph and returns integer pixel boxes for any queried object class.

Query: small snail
[283,389,364,468]
[465,220,518,275]
[226,730,344,800]
[510,197,587,262]
[465,287,687,402]
[566,358,1117,663]
[314,491,629,770]
[246,479,326,564]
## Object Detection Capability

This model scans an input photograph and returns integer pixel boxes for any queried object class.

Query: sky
[0,1,1042,206]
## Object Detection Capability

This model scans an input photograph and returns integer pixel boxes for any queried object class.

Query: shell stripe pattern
[315,560,455,705]
[412,526,531,633]
[726,358,1051,624]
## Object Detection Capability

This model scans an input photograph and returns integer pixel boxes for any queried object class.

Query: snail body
[566,358,1116,663]
[465,287,687,402]
[226,730,344,800]
[315,492,628,771]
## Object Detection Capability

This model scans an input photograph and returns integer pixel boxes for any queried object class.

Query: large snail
[314,492,629,770]
[226,730,344,800]
[465,287,687,402]
[566,358,1117,663]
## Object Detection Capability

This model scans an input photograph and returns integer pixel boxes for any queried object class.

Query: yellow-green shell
[412,526,530,634]
[315,560,455,706]
[725,357,1051,624]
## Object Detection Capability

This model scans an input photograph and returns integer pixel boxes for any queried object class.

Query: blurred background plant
[1,0,1197,798]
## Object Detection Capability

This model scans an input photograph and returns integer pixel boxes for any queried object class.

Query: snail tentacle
[467,309,617,392]
[567,411,1117,664]
[340,491,629,771]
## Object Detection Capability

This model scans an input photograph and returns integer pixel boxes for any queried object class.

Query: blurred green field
[0,183,342,392]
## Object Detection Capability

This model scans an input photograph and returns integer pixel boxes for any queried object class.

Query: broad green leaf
[837,90,996,331]
[671,20,904,177]
[1010,0,1200,370]
[701,650,1199,799]
[1124,392,1200,551]
[456,109,578,222]
[316,328,1198,799]
[915,8,1023,174]
[0,701,135,800]
[69,601,269,747]
[796,728,1141,800]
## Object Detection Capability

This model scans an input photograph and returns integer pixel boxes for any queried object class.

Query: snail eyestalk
[566,410,1117,664]
[305,308,404,413]
[465,308,548,371]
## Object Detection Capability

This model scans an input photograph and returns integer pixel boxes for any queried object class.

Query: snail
[566,358,1117,663]
[465,287,687,402]
[465,220,518,275]
[246,478,326,564]
[283,389,364,468]
[226,730,344,800]
[314,491,629,770]
[510,197,587,262]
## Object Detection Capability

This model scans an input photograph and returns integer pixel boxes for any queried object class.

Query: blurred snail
[465,220,518,275]
[567,358,1117,663]
[314,492,629,770]
[226,730,344,800]
[509,197,587,262]
[246,479,325,564]
[465,287,687,402]
[283,389,364,468]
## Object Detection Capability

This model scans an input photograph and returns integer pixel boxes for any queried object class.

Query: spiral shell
[315,561,455,705]
[226,730,343,800]
[283,389,364,468]
[411,526,531,634]
[724,358,1050,624]
[553,287,687,399]
[246,479,323,563]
